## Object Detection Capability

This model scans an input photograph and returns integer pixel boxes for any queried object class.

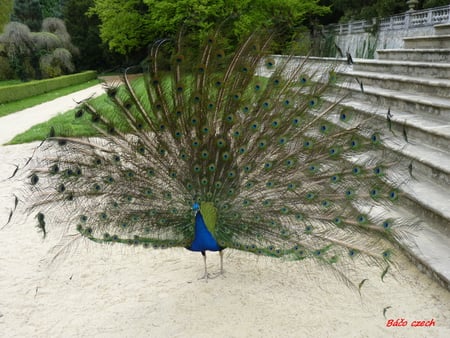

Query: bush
[0,56,15,80]
[0,70,97,103]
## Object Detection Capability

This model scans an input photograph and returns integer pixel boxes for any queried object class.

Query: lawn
[8,76,146,145]
[0,78,102,118]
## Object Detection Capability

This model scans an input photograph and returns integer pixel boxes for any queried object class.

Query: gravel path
[0,84,106,145]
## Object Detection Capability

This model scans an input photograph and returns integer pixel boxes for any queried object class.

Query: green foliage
[40,48,75,77]
[87,0,153,55]
[8,80,122,144]
[0,70,97,104]
[321,0,408,23]
[41,17,79,55]
[40,0,65,18]
[0,0,13,32]
[8,107,99,144]
[0,78,100,118]
[0,56,15,80]
[0,22,36,81]
[11,0,43,31]
[89,0,330,54]
[63,0,120,71]
[0,18,78,80]
[423,0,450,8]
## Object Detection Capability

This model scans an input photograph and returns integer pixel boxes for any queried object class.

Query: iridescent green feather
[23,26,414,288]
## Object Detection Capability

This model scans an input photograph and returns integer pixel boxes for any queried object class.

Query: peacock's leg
[219,250,224,275]
[199,251,209,281]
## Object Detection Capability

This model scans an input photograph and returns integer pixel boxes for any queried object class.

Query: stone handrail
[325,5,450,35]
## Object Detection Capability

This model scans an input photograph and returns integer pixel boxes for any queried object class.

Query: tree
[0,22,36,80]
[64,0,122,71]
[422,0,450,8]
[0,0,14,32]
[87,0,153,55]
[37,18,78,77]
[0,18,78,80]
[318,0,410,23]
[89,0,330,55]
[11,0,43,31]
[40,0,66,18]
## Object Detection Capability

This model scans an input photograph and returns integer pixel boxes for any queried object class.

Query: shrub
[0,56,15,80]
[0,70,97,103]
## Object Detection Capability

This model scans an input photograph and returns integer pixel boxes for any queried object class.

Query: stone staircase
[333,23,450,290]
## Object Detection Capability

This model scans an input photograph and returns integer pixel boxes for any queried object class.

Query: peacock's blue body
[188,208,222,253]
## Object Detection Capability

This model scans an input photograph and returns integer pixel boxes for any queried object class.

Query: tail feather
[20,27,416,287]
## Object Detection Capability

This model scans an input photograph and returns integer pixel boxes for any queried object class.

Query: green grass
[8,74,267,145]
[0,79,23,87]
[8,77,146,145]
[8,94,112,145]
[0,79,102,118]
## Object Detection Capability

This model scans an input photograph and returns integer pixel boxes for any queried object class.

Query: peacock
[17,28,414,286]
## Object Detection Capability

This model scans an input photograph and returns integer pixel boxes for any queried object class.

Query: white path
[0,84,105,145]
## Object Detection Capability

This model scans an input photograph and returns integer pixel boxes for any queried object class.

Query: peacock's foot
[199,270,224,281]
[210,271,225,279]
[198,272,211,282]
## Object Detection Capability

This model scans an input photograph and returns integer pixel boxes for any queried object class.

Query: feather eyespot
[388,190,398,201]
[30,174,39,185]
[357,214,367,223]
[330,174,340,183]
[49,164,59,174]
[382,220,392,229]
[263,162,273,170]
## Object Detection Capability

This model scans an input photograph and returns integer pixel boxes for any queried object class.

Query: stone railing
[325,5,450,35]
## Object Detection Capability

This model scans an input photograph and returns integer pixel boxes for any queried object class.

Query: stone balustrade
[325,5,450,35]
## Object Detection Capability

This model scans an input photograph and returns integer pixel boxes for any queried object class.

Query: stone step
[401,173,450,237]
[337,69,450,99]
[307,48,450,289]
[358,173,450,291]
[323,102,450,234]
[322,111,450,235]
[376,48,450,63]
[323,96,450,187]
[382,131,450,188]
[403,35,450,49]
[398,213,450,291]
[435,23,450,36]
[358,167,450,291]
[351,58,450,79]
[336,82,450,122]
[337,99,450,158]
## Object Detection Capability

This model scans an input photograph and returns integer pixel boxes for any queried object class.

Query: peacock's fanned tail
[25,30,413,286]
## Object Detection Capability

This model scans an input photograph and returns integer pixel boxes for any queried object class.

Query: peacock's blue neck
[188,211,222,252]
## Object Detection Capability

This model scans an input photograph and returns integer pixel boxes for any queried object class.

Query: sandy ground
[0,89,449,337]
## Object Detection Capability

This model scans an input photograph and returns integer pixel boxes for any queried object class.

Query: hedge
[0,71,97,104]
